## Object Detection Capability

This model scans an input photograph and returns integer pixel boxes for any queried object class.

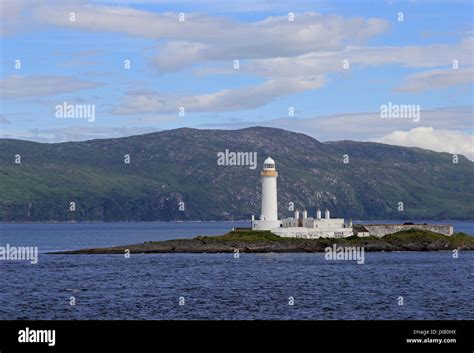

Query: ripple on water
[1,251,473,320]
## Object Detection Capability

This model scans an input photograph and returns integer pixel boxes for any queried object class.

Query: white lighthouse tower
[252,157,281,230]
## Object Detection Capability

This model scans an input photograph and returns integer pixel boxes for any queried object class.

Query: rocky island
[52,229,474,254]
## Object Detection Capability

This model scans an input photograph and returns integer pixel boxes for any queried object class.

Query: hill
[0,127,472,221]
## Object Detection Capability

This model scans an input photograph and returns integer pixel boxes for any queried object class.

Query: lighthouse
[246,156,442,239]
[250,157,352,237]
[252,157,281,230]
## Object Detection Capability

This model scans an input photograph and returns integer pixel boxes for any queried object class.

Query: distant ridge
[0,127,472,221]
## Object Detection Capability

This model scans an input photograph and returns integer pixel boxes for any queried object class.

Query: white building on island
[251,157,353,239]
[250,157,454,239]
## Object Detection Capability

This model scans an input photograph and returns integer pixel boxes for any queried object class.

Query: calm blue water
[0,222,251,253]
[1,222,473,320]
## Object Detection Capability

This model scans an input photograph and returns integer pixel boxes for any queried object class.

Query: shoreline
[50,229,474,255]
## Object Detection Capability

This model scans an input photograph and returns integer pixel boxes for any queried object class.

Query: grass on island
[383,229,474,246]
[194,228,474,247]
[195,230,282,243]
[444,232,474,247]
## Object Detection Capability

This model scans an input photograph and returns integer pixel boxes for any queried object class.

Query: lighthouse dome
[263,157,275,170]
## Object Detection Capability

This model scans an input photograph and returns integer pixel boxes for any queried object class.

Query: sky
[0,0,473,159]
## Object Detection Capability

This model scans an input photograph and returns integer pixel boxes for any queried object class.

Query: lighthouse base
[252,220,282,230]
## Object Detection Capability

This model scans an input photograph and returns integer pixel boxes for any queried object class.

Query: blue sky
[0,0,473,158]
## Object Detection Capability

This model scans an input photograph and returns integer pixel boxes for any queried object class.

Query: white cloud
[4,2,472,113]
[114,76,325,114]
[374,127,474,160]
[10,2,470,78]
[395,67,474,92]
[201,108,474,159]
[239,37,474,79]
[0,75,101,99]
[27,3,390,72]
[199,105,473,144]
[2,1,473,136]
[0,0,34,36]
[145,35,472,111]
[150,14,389,72]
[1,126,158,143]
[0,114,11,124]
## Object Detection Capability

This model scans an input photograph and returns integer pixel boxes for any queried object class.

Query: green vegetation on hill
[1,127,473,221]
